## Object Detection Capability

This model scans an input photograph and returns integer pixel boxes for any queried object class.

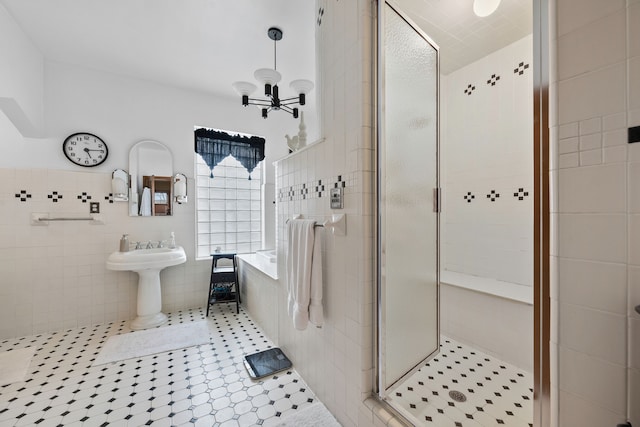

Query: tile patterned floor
[388,337,533,427]
[0,304,318,427]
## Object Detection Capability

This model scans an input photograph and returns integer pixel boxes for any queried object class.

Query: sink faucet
[135,241,142,250]
[157,240,164,248]
[146,241,153,249]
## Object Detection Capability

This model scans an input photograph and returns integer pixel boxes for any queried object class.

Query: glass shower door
[378,1,440,393]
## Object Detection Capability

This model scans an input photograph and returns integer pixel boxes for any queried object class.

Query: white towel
[139,187,152,216]
[286,219,324,330]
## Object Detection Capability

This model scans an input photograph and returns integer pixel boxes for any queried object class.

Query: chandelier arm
[279,96,301,104]
[279,105,296,115]
[246,98,274,107]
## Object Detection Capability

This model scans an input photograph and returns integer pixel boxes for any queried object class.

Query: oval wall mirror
[128,140,173,216]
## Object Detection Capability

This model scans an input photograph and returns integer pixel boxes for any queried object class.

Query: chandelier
[232,27,314,119]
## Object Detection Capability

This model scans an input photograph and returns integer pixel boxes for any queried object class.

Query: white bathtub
[236,251,278,280]
[256,249,276,263]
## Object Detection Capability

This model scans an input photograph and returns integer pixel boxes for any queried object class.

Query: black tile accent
[15,190,32,202]
[487,74,501,86]
[487,190,500,202]
[514,188,529,200]
[514,62,530,75]
[48,191,63,203]
[464,192,475,203]
[629,126,640,143]
[315,180,324,198]
[77,192,92,203]
[464,84,476,95]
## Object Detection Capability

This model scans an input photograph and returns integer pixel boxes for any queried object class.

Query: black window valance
[194,127,265,180]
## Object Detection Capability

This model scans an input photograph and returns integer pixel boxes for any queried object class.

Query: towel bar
[287,214,346,236]
[31,213,105,225]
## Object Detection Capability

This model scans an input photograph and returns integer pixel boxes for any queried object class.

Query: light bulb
[473,0,501,17]
[253,68,282,85]
[232,81,257,96]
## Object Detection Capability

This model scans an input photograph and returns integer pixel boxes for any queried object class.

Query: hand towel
[286,219,324,330]
[139,187,152,216]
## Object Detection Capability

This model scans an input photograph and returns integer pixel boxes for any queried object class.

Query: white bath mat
[0,347,35,386]
[93,321,210,366]
[275,403,341,427]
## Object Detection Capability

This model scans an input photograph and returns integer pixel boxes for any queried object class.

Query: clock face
[63,133,109,167]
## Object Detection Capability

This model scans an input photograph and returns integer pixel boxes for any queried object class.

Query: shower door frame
[375,0,441,399]
[373,0,552,426]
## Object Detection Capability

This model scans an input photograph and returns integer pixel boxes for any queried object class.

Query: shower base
[387,336,533,427]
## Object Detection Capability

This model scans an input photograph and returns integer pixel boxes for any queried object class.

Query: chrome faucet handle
[146,241,153,249]
[135,241,142,250]
[157,240,164,248]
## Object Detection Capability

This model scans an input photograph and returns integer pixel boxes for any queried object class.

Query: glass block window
[195,153,262,259]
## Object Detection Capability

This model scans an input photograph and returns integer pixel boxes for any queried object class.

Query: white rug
[93,321,210,366]
[0,347,35,386]
[275,403,341,427]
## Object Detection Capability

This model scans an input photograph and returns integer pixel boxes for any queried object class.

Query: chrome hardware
[135,241,142,250]
[433,188,441,213]
[157,240,164,248]
[146,241,153,249]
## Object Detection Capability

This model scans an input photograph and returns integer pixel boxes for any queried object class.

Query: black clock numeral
[70,141,77,145]
[83,135,89,140]
[85,160,89,164]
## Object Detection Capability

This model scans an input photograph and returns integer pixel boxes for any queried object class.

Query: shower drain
[448,390,467,402]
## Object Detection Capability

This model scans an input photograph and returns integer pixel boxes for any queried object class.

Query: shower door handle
[635,305,640,315]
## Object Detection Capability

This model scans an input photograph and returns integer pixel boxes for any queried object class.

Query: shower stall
[376,1,538,425]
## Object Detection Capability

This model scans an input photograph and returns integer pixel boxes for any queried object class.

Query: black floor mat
[243,347,292,379]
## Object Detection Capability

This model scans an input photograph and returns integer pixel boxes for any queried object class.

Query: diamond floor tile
[0,304,319,426]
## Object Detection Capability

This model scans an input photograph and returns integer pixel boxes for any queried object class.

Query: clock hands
[83,147,105,159]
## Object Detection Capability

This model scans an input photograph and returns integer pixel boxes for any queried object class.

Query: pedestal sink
[106,246,187,330]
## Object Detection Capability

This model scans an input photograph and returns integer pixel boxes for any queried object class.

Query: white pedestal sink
[106,246,187,330]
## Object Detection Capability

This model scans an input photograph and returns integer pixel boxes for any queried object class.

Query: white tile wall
[442,35,534,289]
[0,168,210,339]
[258,1,377,426]
[440,284,533,371]
[553,0,639,425]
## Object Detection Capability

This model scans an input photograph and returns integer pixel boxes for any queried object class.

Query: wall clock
[62,132,109,167]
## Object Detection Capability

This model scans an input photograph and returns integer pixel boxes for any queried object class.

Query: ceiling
[1,0,316,100]
[398,0,532,74]
[1,0,531,100]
